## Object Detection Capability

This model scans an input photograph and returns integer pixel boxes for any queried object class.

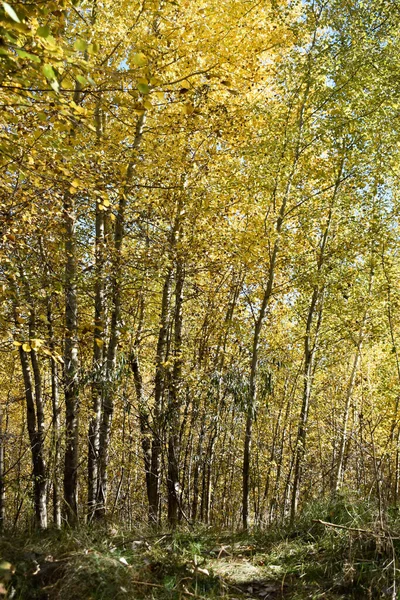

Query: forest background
[1,0,400,544]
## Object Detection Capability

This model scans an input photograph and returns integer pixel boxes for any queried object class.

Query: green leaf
[163,575,176,591]
[3,2,20,22]
[42,63,55,80]
[74,39,87,52]
[36,25,50,38]
[137,82,149,95]
[76,74,87,86]
[16,48,41,63]
[42,63,59,91]
[4,31,17,43]
[45,35,57,49]
[132,52,147,66]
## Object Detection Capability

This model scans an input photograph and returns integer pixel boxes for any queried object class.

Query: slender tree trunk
[205,428,218,524]
[290,288,324,520]
[47,300,61,528]
[0,398,5,530]
[96,113,146,517]
[271,370,301,523]
[88,97,106,520]
[167,257,184,526]
[131,351,153,497]
[63,190,80,524]
[334,345,363,492]
[148,266,172,523]
[290,152,344,520]
[19,346,47,528]
[129,229,154,514]
[10,269,48,529]
[88,202,105,518]
[262,391,285,520]
[192,411,206,521]
[177,388,192,520]
[129,282,153,516]
[243,204,286,529]
[334,268,373,492]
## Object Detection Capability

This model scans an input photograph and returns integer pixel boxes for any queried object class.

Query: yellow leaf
[183,102,194,115]
[30,338,44,350]
[95,338,104,347]
[22,343,31,352]
[132,52,147,66]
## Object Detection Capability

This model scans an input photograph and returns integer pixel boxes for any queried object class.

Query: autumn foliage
[0,0,399,531]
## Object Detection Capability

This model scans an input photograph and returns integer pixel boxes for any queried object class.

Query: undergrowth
[0,495,399,599]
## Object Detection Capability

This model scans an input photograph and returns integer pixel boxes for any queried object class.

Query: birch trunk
[47,300,61,528]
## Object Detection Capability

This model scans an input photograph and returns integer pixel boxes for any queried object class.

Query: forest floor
[0,500,398,599]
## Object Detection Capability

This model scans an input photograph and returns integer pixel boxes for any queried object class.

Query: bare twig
[313,519,400,539]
